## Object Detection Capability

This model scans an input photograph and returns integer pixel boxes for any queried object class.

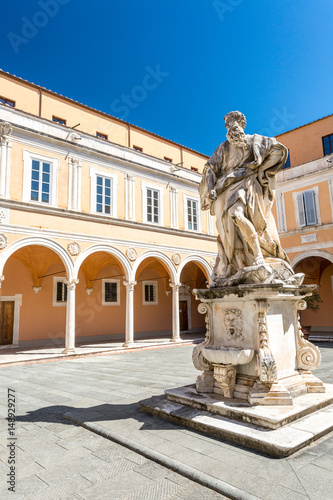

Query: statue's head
[224,111,248,150]
[224,111,246,130]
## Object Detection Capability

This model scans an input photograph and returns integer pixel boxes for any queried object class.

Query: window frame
[183,194,201,232]
[52,116,67,126]
[53,277,67,307]
[22,150,59,207]
[96,132,108,140]
[90,166,118,217]
[322,134,333,156]
[141,181,164,226]
[142,281,158,305]
[0,96,15,107]
[283,150,291,169]
[293,187,321,228]
[102,279,120,306]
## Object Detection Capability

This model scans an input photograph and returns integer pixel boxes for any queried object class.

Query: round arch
[73,244,132,282]
[0,237,74,279]
[132,251,176,283]
[290,250,333,268]
[177,255,213,285]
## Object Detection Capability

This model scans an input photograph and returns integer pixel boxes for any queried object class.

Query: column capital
[0,275,5,288]
[169,282,181,291]
[123,280,137,292]
[64,278,79,290]
[125,172,135,181]
[0,123,12,143]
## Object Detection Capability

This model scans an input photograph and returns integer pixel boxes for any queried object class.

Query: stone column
[0,123,13,199]
[123,281,136,348]
[170,282,181,342]
[169,186,178,229]
[125,173,135,220]
[68,158,81,211]
[63,279,79,354]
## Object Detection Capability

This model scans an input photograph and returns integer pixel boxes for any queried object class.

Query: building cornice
[279,221,333,238]
[0,198,216,243]
[0,69,209,159]
[0,106,202,189]
[277,157,333,192]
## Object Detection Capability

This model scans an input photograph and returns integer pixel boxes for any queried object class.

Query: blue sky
[1,0,333,156]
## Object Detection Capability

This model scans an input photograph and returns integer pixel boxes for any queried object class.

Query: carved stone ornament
[0,207,9,224]
[223,308,244,343]
[67,242,81,256]
[69,132,81,143]
[295,299,321,371]
[213,364,237,398]
[33,286,42,295]
[172,253,181,266]
[192,303,213,373]
[0,122,13,138]
[0,233,8,249]
[210,257,217,268]
[126,248,137,261]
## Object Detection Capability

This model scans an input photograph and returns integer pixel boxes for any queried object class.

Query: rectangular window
[322,134,333,156]
[96,175,112,215]
[53,278,67,306]
[102,280,120,305]
[30,160,51,203]
[283,150,291,169]
[96,132,108,140]
[187,198,198,230]
[0,96,15,107]
[143,281,158,305]
[52,116,67,125]
[297,190,317,226]
[133,145,143,152]
[146,188,159,223]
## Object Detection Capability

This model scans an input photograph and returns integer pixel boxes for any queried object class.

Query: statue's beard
[227,126,248,150]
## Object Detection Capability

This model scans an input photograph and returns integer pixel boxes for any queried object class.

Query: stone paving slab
[0,343,333,499]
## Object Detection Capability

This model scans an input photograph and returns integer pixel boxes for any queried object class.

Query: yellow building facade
[0,70,217,352]
[276,116,333,336]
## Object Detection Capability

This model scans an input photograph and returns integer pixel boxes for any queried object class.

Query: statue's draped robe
[199,134,289,278]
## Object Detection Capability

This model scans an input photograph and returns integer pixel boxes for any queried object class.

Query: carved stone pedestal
[192,283,325,406]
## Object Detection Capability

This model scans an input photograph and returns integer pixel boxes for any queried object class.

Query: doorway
[179,300,188,331]
[0,301,14,345]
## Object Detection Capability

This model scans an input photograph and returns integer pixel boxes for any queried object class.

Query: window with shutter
[143,281,158,305]
[296,190,317,227]
[53,278,67,306]
[102,280,120,305]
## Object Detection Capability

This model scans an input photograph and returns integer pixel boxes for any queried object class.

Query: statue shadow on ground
[14,401,172,431]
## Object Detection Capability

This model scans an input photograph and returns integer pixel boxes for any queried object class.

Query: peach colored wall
[134,268,172,333]
[300,264,333,327]
[41,93,128,148]
[0,75,40,115]
[190,294,205,329]
[75,267,126,337]
[277,115,333,167]
[2,259,67,341]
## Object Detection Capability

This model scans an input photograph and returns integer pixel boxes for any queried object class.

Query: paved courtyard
[0,343,333,499]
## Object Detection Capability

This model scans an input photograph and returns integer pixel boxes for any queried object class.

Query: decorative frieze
[0,207,9,224]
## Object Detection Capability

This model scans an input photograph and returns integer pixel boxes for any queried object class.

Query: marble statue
[199,111,300,285]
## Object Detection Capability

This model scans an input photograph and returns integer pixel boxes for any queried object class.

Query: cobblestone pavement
[0,343,333,499]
